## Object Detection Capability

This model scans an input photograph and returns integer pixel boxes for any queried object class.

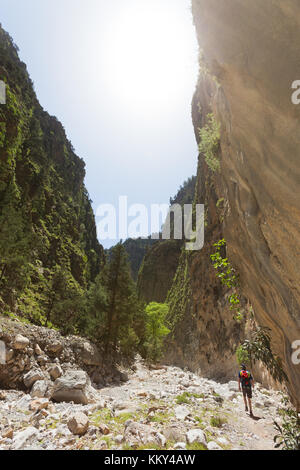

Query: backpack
[240,370,251,387]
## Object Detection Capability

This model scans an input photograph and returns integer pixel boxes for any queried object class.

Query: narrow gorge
[0,0,299,453]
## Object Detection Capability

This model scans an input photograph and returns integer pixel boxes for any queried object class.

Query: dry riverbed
[0,358,285,450]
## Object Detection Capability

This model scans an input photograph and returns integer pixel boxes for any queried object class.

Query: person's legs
[242,389,248,411]
[248,397,253,415]
[247,388,253,415]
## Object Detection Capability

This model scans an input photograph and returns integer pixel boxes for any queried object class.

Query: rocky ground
[0,356,286,451]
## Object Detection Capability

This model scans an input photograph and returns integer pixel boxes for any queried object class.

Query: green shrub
[210,239,242,321]
[239,326,288,384]
[236,345,250,366]
[144,302,170,362]
[274,396,300,450]
[198,114,221,172]
[210,416,227,428]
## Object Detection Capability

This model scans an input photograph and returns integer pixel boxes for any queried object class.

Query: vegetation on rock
[274,396,300,450]
[210,239,242,321]
[238,326,288,385]
[144,302,170,361]
[0,25,103,329]
[198,114,220,172]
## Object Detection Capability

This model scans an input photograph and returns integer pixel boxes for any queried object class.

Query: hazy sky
[0,0,199,247]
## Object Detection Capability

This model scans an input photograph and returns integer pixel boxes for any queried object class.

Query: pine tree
[103,243,140,356]
[85,243,144,357]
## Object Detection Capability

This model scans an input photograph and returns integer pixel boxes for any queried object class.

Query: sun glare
[99,0,198,119]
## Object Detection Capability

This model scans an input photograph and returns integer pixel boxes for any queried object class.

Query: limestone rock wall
[192,0,300,408]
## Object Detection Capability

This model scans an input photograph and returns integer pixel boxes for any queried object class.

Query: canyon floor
[0,357,284,451]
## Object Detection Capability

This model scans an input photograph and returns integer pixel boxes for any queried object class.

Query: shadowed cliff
[192,0,300,408]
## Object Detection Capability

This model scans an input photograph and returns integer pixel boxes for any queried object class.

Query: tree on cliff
[84,243,143,357]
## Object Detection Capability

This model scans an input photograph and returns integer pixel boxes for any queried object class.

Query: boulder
[2,428,13,439]
[174,405,191,420]
[228,381,239,392]
[67,412,89,436]
[48,364,63,380]
[75,341,102,366]
[51,370,96,404]
[34,344,43,355]
[11,427,39,450]
[46,341,63,356]
[23,370,44,389]
[15,394,32,411]
[29,398,49,412]
[13,335,30,350]
[186,429,207,448]
[98,423,110,435]
[31,380,49,398]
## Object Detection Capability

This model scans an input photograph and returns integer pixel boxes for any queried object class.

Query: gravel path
[0,358,285,450]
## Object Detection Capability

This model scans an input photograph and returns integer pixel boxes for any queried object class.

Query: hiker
[238,364,254,417]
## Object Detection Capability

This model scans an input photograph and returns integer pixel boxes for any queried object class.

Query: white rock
[217,437,229,446]
[12,427,39,450]
[174,406,191,420]
[254,400,264,409]
[34,344,43,355]
[13,334,30,350]
[55,424,72,437]
[114,408,136,417]
[31,380,49,398]
[186,429,207,447]
[207,441,223,450]
[51,370,96,405]
[263,399,273,407]
[156,432,167,448]
[15,394,33,411]
[23,370,44,389]
[223,391,237,401]
[174,442,187,450]
[228,381,239,392]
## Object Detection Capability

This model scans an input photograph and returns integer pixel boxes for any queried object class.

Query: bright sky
[0,0,199,247]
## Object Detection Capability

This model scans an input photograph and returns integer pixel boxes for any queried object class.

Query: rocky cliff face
[192,0,300,408]
[164,75,247,381]
[0,25,103,328]
[137,177,196,303]
[137,240,182,304]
